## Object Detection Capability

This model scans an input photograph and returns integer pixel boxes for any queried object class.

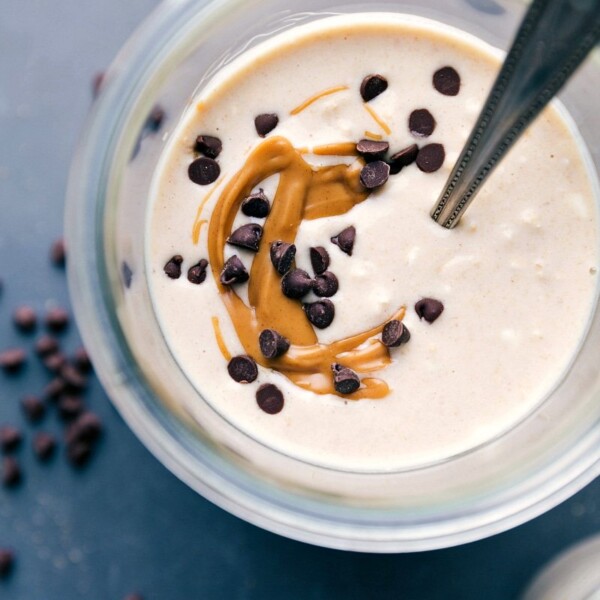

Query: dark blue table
[1,1,599,598]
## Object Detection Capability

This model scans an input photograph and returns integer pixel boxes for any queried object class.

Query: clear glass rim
[65,0,600,552]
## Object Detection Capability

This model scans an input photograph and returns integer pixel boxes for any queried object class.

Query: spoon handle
[431,0,600,229]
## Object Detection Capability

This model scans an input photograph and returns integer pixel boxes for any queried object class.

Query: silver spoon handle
[431,0,600,229]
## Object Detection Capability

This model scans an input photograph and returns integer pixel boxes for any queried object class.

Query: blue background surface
[1,1,599,598]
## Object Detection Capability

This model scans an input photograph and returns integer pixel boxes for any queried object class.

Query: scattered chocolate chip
[227,355,258,383]
[258,329,290,359]
[188,157,220,185]
[58,396,84,420]
[356,139,389,160]
[20,395,45,423]
[91,71,105,98]
[194,135,222,159]
[163,255,183,279]
[360,160,390,189]
[331,363,360,394]
[360,74,388,102]
[256,384,284,414]
[416,143,445,173]
[415,298,444,323]
[281,269,313,299]
[73,347,92,373]
[0,349,26,373]
[2,457,21,487]
[313,271,338,297]
[388,144,419,174]
[43,352,66,374]
[0,427,22,453]
[12,306,37,333]
[241,190,270,218]
[433,66,461,96]
[67,441,92,467]
[382,320,411,347]
[44,377,66,400]
[227,223,263,252]
[303,299,335,329]
[45,307,69,333]
[65,412,103,446]
[254,113,279,137]
[60,365,87,392]
[409,108,436,137]
[187,259,208,285]
[309,246,329,275]
[220,255,249,286]
[50,238,66,267]
[122,261,133,288]
[0,549,14,578]
[270,241,296,275]
[331,226,356,256]
[33,432,56,461]
[34,335,59,357]
[147,105,165,132]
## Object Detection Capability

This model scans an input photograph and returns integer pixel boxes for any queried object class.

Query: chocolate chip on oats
[33,432,56,461]
[0,427,22,453]
[409,109,436,137]
[0,349,26,373]
[433,66,461,96]
[43,352,66,374]
[122,261,133,288]
[58,396,84,420]
[303,299,335,329]
[34,335,59,357]
[50,238,66,267]
[220,255,249,286]
[21,395,45,423]
[256,384,284,414]
[356,139,389,160]
[44,377,66,400]
[187,259,208,284]
[194,135,222,159]
[281,269,313,299]
[255,113,279,137]
[415,298,444,323]
[13,306,37,333]
[164,255,183,279]
[309,246,329,275]
[360,160,390,189]
[360,74,388,102]
[45,307,69,332]
[270,241,296,275]
[259,329,290,359]
[241,190,270,218]
[313,271,338,298]
[331,363,360,394]
[0,549,14,578]
[388,144,419,174]
[416,144,445,173]
[60,364,88,392]
[227,355,258,383]
[2,457,21,487]
[227,223,263,252]
[382,320,411,347]
[73,347,92,373]
[331,226,356,256]
[188,157,220,185]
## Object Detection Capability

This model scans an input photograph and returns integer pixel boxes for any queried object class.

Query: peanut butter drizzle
[211,316,232,361]
[364,131,383,141]
[290,85,348,115]
[363,103,392,135]
[208,136,404,399]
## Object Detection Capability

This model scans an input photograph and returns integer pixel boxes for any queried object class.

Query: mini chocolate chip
[259,329,290,359]
[415,298,444,323]
[381,320,411,347]
[313,271,338,297]
[281,269,313,299]
[34,335,59,357]
[331,363,360,394]
[0,549,14,578]
[58,396,84,420]
[220,255,249,286]
[388,144,419,174]
[146,105,166,132]
[256,384,284,414]
[255,113,279,137]
[13,306,37,332]
[309,246,329,275]
[188,157,220,185]
[43,352,66,373]
[91,71,104,98]
[360,160,390,189]
[331,226,356,256]
[360,74,388,102]
[303,299,335,329]
[65,412,103,445]
[67,441,92,467]
[227,355,258,383]
[73,347,92,373]
[164,255,183,279]
[187,259,208,284]
[241,190,270,218]
[50,238,66,267]
[227,223,263,252]
[409,109,436,137]
[21,395,45,423]
[122,261,133,288]
[45,307,69,332]
[416,144,445,173]
[0,426,22,453]
[0,349,26,373]
[60,364,87,391]
[270,241,296,275]
[2,457,21,487]
[33,432,56,461]
[44,377,66,400]
[433,66,461,96]
[356,139,389,160]
[194,135,222,159]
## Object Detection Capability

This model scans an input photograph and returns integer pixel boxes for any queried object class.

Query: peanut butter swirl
[208,136,405,399]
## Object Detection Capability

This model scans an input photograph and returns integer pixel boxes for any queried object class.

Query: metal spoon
[430,0,600,229]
